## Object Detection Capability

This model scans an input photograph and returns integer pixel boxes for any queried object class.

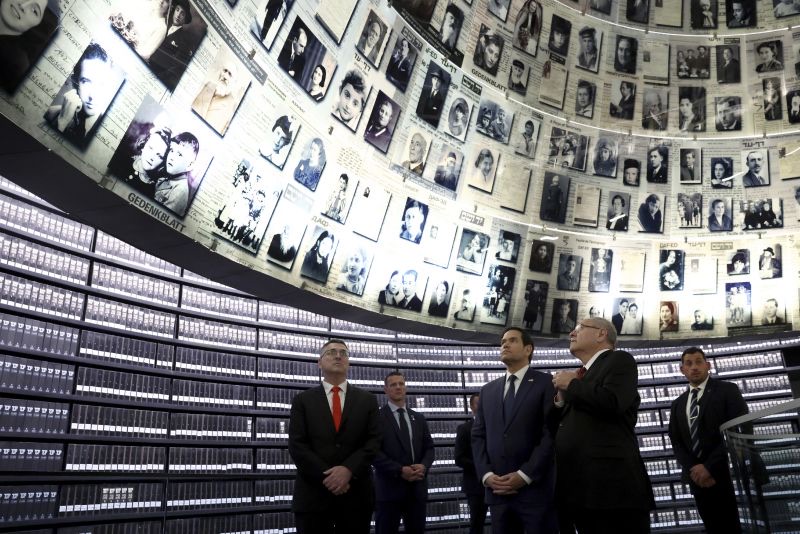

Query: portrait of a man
[191,48,250,135]
[364,91,400,153]
[416,63,451,128]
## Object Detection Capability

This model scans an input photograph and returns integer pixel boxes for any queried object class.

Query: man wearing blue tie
[471,327,558,533]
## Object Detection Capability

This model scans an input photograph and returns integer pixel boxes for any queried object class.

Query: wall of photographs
[1,0,800,341]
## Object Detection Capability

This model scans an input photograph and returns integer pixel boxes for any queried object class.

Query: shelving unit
[0,180,797,533]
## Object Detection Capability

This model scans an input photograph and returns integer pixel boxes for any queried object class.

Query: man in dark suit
[742,151,768,187]
[552,317,654,533]
[717,46,740,83]
[455,394,486,534]
[471,327,558,533]
[416,67,446,127]
[668,347,747,533]
[372,371,434,534]
[288,339,382,533]
[148,0,197,91]
[278,26,308,81]
[611,299,628,334]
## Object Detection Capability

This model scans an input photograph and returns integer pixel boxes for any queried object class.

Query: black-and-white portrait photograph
[399,197,429,244]
[480,265,516,325]
[710,158,734,189]
[523,280,547,332]
[592,137,618,178]
[679,148,701,184]
[551,298,578,334]
[508,57,529,95]
[773,0,800,17]
[740,198,783,230]
[331,66,370,131]
[336,241,374,296]
[107,95,215,218]
[265,184,312,269]
[300,225,338,283]
[540,172,570,224]
[726,282,751,327]
[588,248,612,292]
[385,35,417,92]
[726,0,755,27]
[190,47,249,136]
[250,0,294,50]
[575,26,601,72]
[760,297,785,325]
[556,253,582,291]
[659,249,684,291]
[606,191,630,231]
[0,0,58,93]
[429,144,464,192]
[427,278,454,317]
[755,40,783,72]
[364,90,400,153]
[494,230,521,262]
[678,86,706,132]
[421,217,457,268]
[465,147,498,194]
[741,150,770,187]
[641,88,668,130]
[659,301,679,332]
[398,130,430,176]
[613,35,637,74]
[626,0,650,22]
[473,24,504,76]
[437,3,465,59]
[321,171,356,224]
[691,0,717,28]
[453,287,476,322]
[512,117,541,159]
[637,192,664,233]
[716,44,741,83]
[259,112,299,170]
[349,183,391,242]
[443,95,471,141]
[575,80,595,119]
[547,127,589,171]
[529,240,554,273]
[590,0,613,14]
[609,80,636,120]
[787,90,800,123]
[110,0,208,91]
[416,62,451,128]
[763,77,782,121]
[715,96,741,131]
[612,298,642,335]
[293,137,326,191]
[623,159,641,186]
[690,306,714,330]
[758,244,782,279]
[356,10,389,66]
[213,159,282,254]
[277,17,338,101]
[727,249,750,275]
[44,41,125,150]
[548,15,571,57]
[677,192,702,228]
[394,0,437,22]
[377,266,428,312]
[456,228,490,275]
[475,97,514,143]
[708,197,733,231]
[512,0,542,57]
[646,144,668,184]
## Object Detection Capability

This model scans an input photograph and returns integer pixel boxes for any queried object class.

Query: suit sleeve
[563,351,639,417]
[519,380,557,483]
[342,390,382,478]
[454,422,473,470]
[668,397,694,473]
[471,385,490,482]
[288,392,330,480]
[372,409,404,477]
[704,382,748,474]
[419,414,435,472]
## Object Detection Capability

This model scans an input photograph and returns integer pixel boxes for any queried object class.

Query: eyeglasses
[575,323,601,332]
[323,348,350,358]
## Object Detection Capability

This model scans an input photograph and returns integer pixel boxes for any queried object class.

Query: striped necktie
[689,388,701,457]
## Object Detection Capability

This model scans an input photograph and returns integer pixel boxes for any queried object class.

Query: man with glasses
[372,371,434,534]
[551,318,654,533]
[471,327,558,533]
[288,339,382,533]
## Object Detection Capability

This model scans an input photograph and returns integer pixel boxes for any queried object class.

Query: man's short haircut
[747,151,760,162]
[384,370,405,385]
[766,297,778,307]
[403,269,419,281]
[645,193,659,205]
[590,317,616,345]
[294,27,307,42]
[320,338,348,356]
[680,346,706,364]
[619,298,629,306]
[72,42,109,88]
[502,326,534,361]
[712,198,724,209]
[469,393,479,407]
[172,132,200,156]
[340,69,366,95]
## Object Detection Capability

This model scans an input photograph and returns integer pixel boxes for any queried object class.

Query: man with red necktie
[289,339,382,533]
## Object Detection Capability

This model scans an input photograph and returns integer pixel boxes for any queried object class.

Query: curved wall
[0,0,799,341]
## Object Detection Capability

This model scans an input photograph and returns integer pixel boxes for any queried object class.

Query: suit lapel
[386,405,413,458]
[697,380,714,423]
[676,391,691,443]
[314,385,337,433]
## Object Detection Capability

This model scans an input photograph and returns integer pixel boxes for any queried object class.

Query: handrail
[720,397,800,432]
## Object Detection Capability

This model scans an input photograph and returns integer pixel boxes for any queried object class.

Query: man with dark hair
[455,394,486,534]
[742,151,767,186]
[471,327,557,533]
[154,132,200,217]
[576,27,598,69]
[398,270,423,311]
[288,339,381,533]
[611,299,628,333]
[557,255,579,291]
[433,151,459,191]
[148,0,195,89]
[278,26,308,81]
[614,36,637,74]
[258,0,284,41]
[717,46,740,83]
[364,98,395,152]
[552,317,654,533]
[373,371,434,534]
[417,66,446,127]
[668,347,747,533]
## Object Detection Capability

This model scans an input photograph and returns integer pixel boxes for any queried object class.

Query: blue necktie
[504,375,517,423]
[689,388,701,457]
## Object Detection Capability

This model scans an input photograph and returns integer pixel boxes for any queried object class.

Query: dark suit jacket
[472,367,556,506]
[278,45,305,81]
[454,418,482,496]
[668,378,748,483]
[149,27,196,91]
[553,350,654,511]
[288,384,382,513]
[373,404,434,501]
[417,88,445,126]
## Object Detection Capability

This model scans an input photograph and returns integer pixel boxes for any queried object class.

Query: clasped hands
[322,465,352,496]
[689,464,717,488]
[486,472,526,495]
[552,370,579,392]
[401,464,427,482]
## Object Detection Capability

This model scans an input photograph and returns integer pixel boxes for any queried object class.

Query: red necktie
[576,366,587,379]
[332,386,342,432]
